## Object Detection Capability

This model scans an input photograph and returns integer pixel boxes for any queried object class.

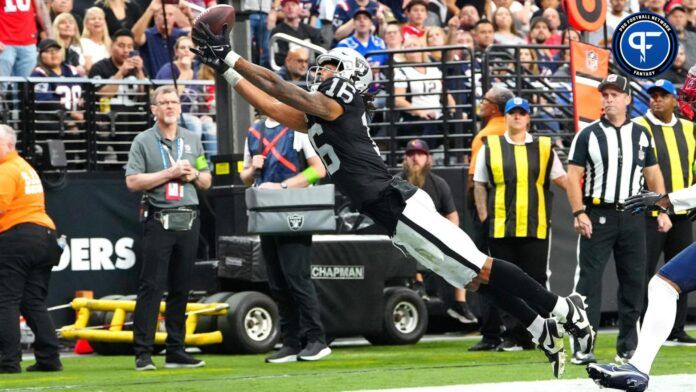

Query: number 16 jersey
[306,77,393,209]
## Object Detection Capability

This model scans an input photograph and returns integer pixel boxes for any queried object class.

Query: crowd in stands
[1,0,696,161]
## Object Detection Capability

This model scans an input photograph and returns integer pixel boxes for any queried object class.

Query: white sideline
[355,374,696,392]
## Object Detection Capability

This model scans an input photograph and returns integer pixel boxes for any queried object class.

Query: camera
[129,49,140,58]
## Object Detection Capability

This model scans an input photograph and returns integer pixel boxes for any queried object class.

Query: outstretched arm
[232,57,343,121]
[191,22,344,121]
[234,78,310,132]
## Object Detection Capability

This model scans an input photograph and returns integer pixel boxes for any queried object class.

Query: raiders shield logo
[287,214,304,231]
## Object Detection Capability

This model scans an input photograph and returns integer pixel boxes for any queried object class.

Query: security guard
[125,86,212,371]
[566,74,671,365]
[240,116,330,363]
[473,97,568,351]
[0,124,62,373]
[632,79,696,345]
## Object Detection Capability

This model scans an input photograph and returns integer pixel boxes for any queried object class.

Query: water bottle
[57,234,67,250]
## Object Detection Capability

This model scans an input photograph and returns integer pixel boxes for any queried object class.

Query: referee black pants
[486,237,550,344]
[132,216,200,357]
[261,234,326,349]
[645,215,693,335]
[575,207,646,355]
[0,224,61,372]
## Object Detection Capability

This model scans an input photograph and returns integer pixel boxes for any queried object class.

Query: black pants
[132,216,200,356]
[260,234,325,349]
[0,223,61,371]
[645,215,693,334]
[465,216,501,340]
[576,207,646,354]
[483,237,550,343]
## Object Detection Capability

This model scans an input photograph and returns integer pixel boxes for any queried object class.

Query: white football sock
[551,297,569,322]
[630,276,679,374]
[527,316,546,343]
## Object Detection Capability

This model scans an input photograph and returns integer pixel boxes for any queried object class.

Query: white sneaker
[536,318,566,378]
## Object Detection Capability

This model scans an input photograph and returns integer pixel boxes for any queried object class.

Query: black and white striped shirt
[568,117,657,204]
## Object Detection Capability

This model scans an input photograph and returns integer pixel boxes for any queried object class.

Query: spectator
[452,4,480,31]
[401,0,428,45]
[317,0,340,48]
[473,97,568,352]
[277,47,310,83]
[644,0,667,16]
[0,0,40,77]
[490,0,535,33]
[52,12,85,75]
[542,7,562,47]
[336,8,388,68]
[425,0,448,27]
[425,26,448,62]
[270,0,323,67]
[95,0,142,39]
[30,39,84,134]
[50,0,83,31]
[89,29,147,163]
[400,139,478,324]
[527,17,557,75]
[492,6,526,46]
[394,38,456,148]
[450,29,475,61]
[531,0,567,29]
[473,19,495,52]
[156,36,217,156]
[466,85,514,352]
[382,22,404,57]
[668,4,696,70]
[661,46,688,83]
[519,47,540,75]
[588,0,629,45]
[552,28,581,78]
[132,0,192,78]
[80,7,111,73]
[332,0,385,42]
[244,0,272,67]
[239,116,330,363]
[685,0,696,31]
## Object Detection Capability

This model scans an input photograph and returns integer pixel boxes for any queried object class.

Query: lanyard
[159,138,183,169]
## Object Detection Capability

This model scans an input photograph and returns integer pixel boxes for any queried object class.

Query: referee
[566,74,672,365]
[632,79,696,345]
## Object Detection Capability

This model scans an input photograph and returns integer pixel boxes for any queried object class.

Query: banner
[570,41,610,132]
[45,174,142,327]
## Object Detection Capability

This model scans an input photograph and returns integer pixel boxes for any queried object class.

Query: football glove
[620,191,669,214]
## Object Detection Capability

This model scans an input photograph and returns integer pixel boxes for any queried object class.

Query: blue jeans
[0,44,37,77]
[183,114,217,156]
[249,13,270,68]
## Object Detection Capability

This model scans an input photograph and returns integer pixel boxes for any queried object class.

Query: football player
[191,23,593,378]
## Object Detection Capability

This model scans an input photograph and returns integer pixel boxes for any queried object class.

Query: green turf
[3,332,696,391]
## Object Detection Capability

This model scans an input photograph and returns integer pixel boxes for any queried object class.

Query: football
[193,4,235,36]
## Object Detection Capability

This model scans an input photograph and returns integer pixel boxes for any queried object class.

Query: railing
[5,43,643,172]
[367,45,477,167]
[1,77,217,173]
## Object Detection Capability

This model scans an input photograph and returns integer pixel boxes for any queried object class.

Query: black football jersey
[307,77,393,209]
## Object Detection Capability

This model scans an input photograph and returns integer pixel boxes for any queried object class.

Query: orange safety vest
[0,151,55,232]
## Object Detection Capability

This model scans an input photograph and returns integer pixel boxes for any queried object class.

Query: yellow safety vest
[484,135,554,239]
[634,116,696,216]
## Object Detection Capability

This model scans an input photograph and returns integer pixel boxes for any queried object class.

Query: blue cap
[647,79,677,97]
[505,97,530,114]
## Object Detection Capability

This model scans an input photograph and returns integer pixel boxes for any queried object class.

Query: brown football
[193,4,235,36]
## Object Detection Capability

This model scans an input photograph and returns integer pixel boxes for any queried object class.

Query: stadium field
[2,331,695,391]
